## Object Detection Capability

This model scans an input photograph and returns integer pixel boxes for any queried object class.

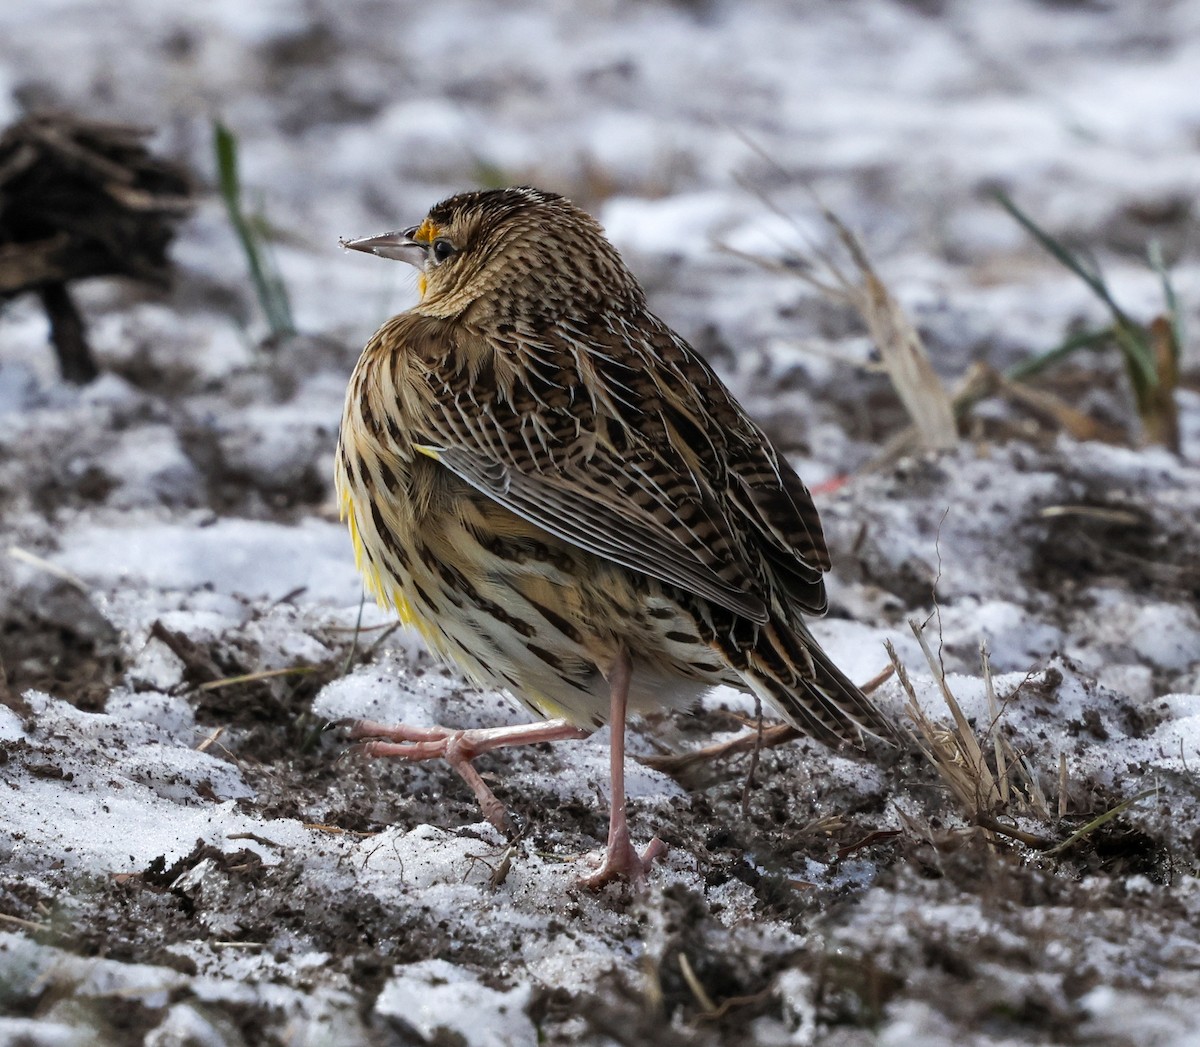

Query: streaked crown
[402,187,646,319]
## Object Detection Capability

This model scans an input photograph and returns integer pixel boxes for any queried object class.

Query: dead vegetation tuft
[0,114,194,382]
[891,616,1159,863]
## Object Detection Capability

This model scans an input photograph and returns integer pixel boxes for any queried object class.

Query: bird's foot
[348,719,511,831]
[346,718,588,835]
[580,828,667,890]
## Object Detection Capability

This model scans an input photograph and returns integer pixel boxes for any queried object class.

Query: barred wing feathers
[405,312,834,625]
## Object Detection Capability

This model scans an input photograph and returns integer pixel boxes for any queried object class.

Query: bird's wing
[402,316,790,621]
[726,451,831,616]
[607,316,835,617]
[403,313,837,623]
[426,441,768,620]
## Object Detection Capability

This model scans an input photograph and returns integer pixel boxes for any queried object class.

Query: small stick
[39,282,98,383]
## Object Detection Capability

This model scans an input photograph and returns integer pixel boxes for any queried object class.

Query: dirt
[4,583,1194,1046]
[2,2,1199,1044]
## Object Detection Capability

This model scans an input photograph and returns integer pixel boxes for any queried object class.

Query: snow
[375,959,537,1047]
[51,516,360,605]
[3,691,263,874]
[602,191,745,257]
[1,0,1198,1044]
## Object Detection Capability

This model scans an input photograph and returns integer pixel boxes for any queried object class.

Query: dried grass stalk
[820,211,958,452]
[722,179,957,454]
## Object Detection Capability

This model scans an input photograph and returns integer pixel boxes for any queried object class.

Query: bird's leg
[581,649,667,889]
[348,718,588,833]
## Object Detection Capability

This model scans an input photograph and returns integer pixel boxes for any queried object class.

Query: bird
[335,186,892,887]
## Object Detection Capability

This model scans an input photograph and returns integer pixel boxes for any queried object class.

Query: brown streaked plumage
[336,186,892,886]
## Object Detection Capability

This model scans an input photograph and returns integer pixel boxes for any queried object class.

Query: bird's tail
[737,618,896,750]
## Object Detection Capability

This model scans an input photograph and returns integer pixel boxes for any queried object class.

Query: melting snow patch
[52,516,360,605]
[375,959,535,1047]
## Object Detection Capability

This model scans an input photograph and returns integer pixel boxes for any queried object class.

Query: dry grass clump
[0,114,193,382]
[891,617,1156,855]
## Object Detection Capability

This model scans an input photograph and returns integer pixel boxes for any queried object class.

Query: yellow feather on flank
[339,488,362,565]
[389,587,438,643]
[340,482,440,642]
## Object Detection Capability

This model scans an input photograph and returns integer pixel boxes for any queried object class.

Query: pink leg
[581,650,667,889]
[348,717,588,832]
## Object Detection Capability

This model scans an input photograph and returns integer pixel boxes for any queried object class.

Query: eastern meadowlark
[336,187,892,886]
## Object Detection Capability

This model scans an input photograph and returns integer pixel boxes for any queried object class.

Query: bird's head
[341,187,643,320]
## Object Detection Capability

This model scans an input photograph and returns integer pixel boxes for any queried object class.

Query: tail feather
[739,620,895,750]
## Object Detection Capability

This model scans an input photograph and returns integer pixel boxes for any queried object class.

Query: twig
[341,590,367,677]
[1044,787,1158,857]
[642,664,894,779]
[740,695,764,818]
[38,283,97,383]
[981,642,1008,806]
[677,953,718,1015]
[7,545,89,592]
[640,723,795,778]
[196,666,317,691]
[302,823,378,838]
[0,912,50,933]
[195,726,225,753]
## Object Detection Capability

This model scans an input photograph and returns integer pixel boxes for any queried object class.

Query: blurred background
[2,4,1199,1044]
[2,0,1196,402]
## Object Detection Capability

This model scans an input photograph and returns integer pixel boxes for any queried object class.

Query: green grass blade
[214,120,240,203]
[1004,327,1112,384]
[1110,322,1160,405]
[1045,787,1158,857]
[994,191,1133,328]
[212,120,296,339]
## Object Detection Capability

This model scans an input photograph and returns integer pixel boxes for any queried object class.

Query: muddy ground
[1,1,1199,1045]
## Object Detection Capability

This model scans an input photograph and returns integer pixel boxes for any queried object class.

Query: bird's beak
[339,230,426,267]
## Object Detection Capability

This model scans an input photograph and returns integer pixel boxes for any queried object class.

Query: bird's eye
[431,238,456,263]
